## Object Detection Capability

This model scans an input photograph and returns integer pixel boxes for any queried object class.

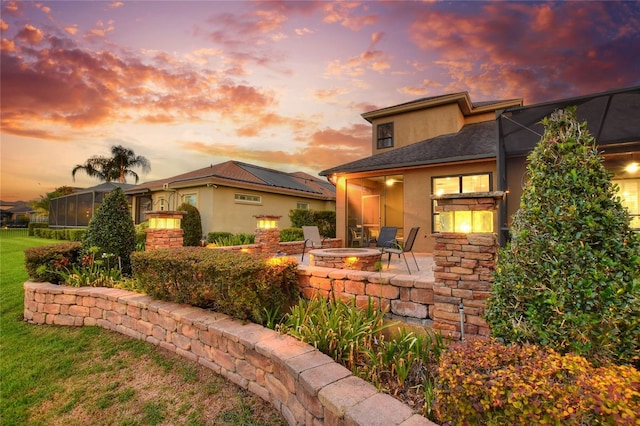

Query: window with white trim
[234,193,262,204]
[296,202,310,210]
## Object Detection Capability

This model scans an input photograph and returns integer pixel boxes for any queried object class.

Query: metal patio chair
[383,226,420,274]
[301,226,328,261]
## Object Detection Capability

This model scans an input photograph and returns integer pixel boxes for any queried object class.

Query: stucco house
[125,160,336,234]
[320,86,640,253]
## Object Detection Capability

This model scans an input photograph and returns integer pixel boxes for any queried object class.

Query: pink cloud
[407,2,640,103]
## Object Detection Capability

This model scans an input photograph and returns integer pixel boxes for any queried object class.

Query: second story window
[296,202,310,210]
[377,122,394,149]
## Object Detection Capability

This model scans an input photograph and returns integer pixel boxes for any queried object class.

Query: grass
[0,234,285,426]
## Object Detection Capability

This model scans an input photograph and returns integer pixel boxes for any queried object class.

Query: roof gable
[321,121,496,176]
[361,92,522,123]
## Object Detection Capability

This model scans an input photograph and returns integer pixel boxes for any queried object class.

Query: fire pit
[309,248,382,271]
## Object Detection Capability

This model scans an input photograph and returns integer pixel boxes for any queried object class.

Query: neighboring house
[0,200,37,226]
[49,182,135,228]
[125,160,336,235]
[320,86,640,253]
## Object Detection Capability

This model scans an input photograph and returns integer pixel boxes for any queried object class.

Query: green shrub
[485,107,640,366]
[278,296,390,371]
[279,227,303,242]
[67,229,86,241]
[135,221,148,251]
[24,242,82,284]
[435,339,640,425]
[207,232,254,246]
[28,222,48,236]
[289,209,336,238]
[58,246,122,287]
[131,248,299,325]
[177,203,203,246]
[82,188,136,275]
[207,232,233,244]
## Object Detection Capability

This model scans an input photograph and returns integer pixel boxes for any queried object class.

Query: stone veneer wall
[212,239,342,256]
[296,265,435,325]
[23,281,436,426]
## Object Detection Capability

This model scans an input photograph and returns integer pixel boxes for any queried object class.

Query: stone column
[254,215,281,255]
[431,192,503,340]
[144,211,185,250]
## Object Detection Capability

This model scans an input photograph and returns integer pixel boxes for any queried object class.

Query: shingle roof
[126,161,336,200]
[320,121,497,176]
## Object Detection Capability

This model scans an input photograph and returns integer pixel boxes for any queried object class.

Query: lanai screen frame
[496,85,640,246]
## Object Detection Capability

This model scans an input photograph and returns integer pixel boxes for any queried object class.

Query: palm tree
[108,145,151,183]
[72,145,151,184]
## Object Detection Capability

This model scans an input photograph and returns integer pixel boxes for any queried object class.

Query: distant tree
[178,203,203,247]
[72,145,150,184]
[82,187,136,274]
[29,186,75,215]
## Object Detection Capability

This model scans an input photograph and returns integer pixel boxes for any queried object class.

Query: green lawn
[0,235,285,426]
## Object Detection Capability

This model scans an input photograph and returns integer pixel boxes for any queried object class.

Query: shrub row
[28,222,48,236]
[130,248,299,325]
[436,339,640,425]
[32,228,86,241]
[24,242,82,284]
[289,209,336,238]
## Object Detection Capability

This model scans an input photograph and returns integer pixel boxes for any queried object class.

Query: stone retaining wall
[296,265,435,326]
[23,281,436,426]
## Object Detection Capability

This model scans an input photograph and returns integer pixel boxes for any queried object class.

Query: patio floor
[294,250,435,279]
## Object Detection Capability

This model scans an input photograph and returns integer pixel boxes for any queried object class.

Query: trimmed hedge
[289,209,336,238]
[279,227,304,242]
[436,339,640,425]
[33,228,86,241]
[131,248,299,325]
[28,222,48,236]
[24,242,82,284]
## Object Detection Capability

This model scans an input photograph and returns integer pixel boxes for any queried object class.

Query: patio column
[430,192,504,340]
[144,211,185,250]
[254,215,281,255]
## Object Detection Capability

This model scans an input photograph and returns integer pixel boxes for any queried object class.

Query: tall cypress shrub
[485,107,640,366]
[178,203,203,246]
[83,187,136,274]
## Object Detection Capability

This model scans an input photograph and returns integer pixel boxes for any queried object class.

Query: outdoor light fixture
[255,215,280,230]
[148,216,181,229]
[625,162,639,173]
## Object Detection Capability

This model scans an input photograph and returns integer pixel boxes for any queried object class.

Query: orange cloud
[1,38,15,52]
[182,123,370,172]
[0,19,8,31]
[16,24,44,45]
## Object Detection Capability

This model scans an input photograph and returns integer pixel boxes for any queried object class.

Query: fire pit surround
[309,248,382,271]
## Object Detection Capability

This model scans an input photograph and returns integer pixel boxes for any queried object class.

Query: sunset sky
[1,1,639,202]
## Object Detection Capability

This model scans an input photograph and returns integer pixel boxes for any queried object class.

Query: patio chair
[383,227,420,274]
[375,226,398,250]
[301,226,328,261]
